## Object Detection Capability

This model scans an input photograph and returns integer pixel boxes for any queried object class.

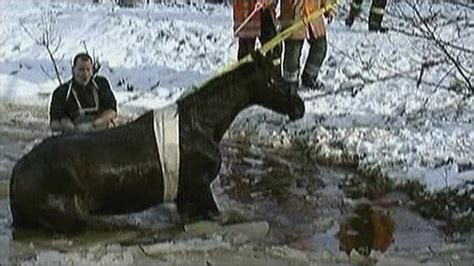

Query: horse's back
[9,112,165,231]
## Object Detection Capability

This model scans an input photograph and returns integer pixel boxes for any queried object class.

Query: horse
[9,52,305,233]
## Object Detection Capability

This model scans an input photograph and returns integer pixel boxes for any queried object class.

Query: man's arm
[49,85,75,133]
[95,76,118,129]
[73,109,116,132]
[92,109,117,129]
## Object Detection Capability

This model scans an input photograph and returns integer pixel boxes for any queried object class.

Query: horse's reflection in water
[9,52,305,233]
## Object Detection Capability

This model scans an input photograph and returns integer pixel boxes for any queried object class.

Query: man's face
[73,59,93,86]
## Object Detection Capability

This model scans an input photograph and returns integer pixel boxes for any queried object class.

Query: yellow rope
[196,0,338,91]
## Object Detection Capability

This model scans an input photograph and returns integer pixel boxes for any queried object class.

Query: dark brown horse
[9,52,305,233]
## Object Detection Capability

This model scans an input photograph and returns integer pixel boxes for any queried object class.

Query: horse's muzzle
[289,100,305,121]
[288,87,305,121]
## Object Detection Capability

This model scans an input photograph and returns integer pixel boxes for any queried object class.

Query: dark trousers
[237,9,281,60]
[282,33,327,84]
[349,0,387,28]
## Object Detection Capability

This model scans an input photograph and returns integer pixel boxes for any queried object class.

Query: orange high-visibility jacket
[280,0,327,39]
[233,0,276,38]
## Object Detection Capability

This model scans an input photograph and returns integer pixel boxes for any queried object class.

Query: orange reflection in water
[337,203,394,256]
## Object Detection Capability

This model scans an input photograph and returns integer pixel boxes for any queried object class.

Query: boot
[368,0,388,33]
[368,23,388,33]
[302,75,324,91]
[346,0,362,28]
[345,15,355,28]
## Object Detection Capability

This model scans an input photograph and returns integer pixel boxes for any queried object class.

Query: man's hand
[62,118,75,132]
[93,109,117,130]
[75,122,95,132]
[50,118,75,134]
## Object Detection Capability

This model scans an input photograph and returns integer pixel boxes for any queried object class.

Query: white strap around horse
[153,104,180,202]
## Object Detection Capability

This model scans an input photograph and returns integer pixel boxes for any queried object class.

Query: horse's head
[248,51,305,121]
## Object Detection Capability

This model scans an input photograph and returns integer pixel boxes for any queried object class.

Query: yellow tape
[197,0,339,91]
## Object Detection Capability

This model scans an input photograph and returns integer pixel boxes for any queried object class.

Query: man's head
[72,53,93,86]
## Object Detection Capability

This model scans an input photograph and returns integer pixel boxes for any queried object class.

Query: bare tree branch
[81,41,101,75]
[407,2,472,91]
[385,3,474,54]
[19,11,63,86]
[407,66,456,123]
[449,1,474,10]
[390,27,474,54]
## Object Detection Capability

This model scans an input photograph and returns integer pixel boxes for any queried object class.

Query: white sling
[153,104,180,202]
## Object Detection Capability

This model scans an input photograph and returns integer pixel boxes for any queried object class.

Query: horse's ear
[250,50,281,77]
[251,50,276,73]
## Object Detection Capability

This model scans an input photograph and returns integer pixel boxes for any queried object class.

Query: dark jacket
[49,75,117,124]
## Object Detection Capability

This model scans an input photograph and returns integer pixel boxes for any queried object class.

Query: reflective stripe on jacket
[280,0,326,39]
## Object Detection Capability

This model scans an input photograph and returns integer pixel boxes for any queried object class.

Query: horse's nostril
[289,113,301,121]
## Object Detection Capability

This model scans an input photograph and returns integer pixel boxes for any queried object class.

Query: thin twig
[19,12,63,86]
[409,3,472,90]
[388,26,474,54]
[406,66,455,123]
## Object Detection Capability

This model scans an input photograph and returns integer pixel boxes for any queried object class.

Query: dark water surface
[0,103,471,265]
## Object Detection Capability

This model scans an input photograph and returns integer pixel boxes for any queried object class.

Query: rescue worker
[345,0,388,32]
[280,0,333,90]
[49,53,117,134]
[233,0,280,60]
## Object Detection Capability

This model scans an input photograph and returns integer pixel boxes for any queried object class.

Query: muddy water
[217,137,472,263]
[0,103,472,265]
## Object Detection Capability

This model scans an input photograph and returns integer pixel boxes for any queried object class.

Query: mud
[0,103,472,265]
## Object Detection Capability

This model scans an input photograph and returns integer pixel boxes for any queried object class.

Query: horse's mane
[177,59,255,103]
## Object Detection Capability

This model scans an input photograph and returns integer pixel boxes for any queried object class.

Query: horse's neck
[179,75,252,142]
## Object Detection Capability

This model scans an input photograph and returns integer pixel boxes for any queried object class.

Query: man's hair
[73,53,93,66]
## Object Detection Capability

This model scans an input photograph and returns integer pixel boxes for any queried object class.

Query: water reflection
[336,203,394,256]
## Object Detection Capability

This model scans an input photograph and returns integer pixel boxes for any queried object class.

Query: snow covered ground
[0,0,473,193]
